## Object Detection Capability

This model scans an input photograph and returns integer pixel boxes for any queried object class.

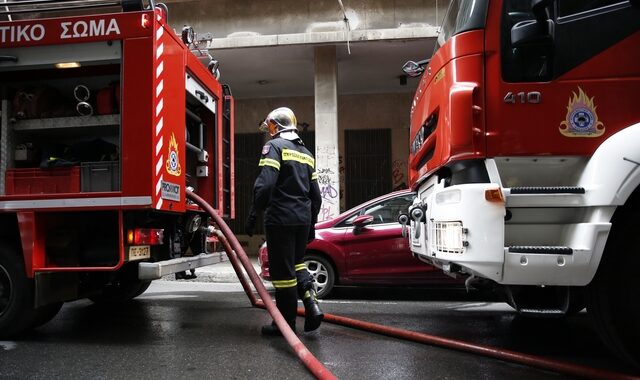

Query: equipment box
[81,161,120,192]
[6,167,81,195]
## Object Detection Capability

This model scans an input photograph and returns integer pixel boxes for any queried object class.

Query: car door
[343,193,430,283]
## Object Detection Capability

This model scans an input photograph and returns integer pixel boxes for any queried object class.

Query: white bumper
[409,178,611,286]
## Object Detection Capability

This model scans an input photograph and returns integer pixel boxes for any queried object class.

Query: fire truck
[0,0,234,337]
[400,0,640,365]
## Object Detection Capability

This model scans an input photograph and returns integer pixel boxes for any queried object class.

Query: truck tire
[89,263,151,304]
[89,280,152,304]
[304,254,335,299]
[0,244,38,338]
[31,302,64,329]
[586,201,640,367]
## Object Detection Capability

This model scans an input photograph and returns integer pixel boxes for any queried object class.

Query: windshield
[434,0,489,53]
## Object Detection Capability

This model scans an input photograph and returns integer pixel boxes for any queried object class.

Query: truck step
[508,246,573,255]
[519,308,565,316]
[138,252,227,280]
[510,186,585,194]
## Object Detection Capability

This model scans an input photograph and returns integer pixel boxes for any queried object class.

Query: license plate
[128,245,150,261]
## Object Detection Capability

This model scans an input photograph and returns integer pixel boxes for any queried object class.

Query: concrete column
[314,45,340,222]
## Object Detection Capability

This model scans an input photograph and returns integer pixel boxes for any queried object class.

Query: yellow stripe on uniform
[282,149,314,168]
[295,264,307,271]
[259,158,280,170]
[272,278,297,288]
[311,172,317,180]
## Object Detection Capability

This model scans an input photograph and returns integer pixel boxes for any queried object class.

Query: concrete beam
[206,26,438,49]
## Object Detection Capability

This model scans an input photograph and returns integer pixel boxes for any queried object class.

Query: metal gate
[345,129,391,209]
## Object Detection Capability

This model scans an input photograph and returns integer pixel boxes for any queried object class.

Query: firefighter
[245,106,324,336]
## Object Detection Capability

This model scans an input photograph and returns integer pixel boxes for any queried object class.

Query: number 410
[503,91,541,104]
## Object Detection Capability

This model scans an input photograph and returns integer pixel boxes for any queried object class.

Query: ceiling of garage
[209,38,436,100]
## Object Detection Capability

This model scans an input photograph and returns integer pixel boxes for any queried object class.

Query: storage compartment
[6,167,81,195]
[81,161,120,192]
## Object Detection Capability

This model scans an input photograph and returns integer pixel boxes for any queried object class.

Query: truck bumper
[138,252,227,280]
[409,180,611,286]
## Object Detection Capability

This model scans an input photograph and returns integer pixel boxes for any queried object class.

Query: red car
[258,190,459,298]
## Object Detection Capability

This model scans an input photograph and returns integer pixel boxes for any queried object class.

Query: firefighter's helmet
[259,107,298,136]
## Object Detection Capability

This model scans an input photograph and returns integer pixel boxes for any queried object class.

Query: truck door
[485,0,640,161]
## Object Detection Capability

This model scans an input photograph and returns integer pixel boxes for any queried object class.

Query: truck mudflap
[138,252,227,280]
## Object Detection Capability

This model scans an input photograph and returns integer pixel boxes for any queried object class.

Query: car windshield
[433,0,489,55]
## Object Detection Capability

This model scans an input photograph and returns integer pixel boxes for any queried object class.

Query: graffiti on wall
[338,155,345,210]
[316,145,340,222]
[392,159,407,190]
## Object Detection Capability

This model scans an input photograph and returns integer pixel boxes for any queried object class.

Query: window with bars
[345,129,392,209]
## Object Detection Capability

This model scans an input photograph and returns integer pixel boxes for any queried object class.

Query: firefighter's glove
[245,213,256,237]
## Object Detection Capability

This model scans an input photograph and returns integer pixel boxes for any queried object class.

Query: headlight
[435,189,461,205]
[432,221,467,254]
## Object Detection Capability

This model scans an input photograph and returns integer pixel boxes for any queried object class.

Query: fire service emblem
[166,133,182,176]
[559,87,605,138]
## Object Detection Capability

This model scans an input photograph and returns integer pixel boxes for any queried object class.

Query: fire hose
[187,190,336,380]
[186,190,639,380]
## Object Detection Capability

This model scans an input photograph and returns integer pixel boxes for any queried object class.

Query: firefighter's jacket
[252,134,322,226]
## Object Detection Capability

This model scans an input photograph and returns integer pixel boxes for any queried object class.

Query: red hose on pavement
[186,190,336,380]
[281,305,637,380]
[189,190,638,380]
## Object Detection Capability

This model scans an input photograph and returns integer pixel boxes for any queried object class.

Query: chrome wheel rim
[304,259,329,295]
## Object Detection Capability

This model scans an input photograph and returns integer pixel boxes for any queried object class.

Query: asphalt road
[0,281,637,380]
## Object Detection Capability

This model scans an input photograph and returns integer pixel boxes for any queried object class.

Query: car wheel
[303,254,335,299]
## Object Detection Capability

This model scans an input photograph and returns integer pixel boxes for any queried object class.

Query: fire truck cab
[0,0,234,337]
[401,0,640,366]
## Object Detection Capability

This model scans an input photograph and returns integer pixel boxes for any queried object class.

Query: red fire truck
[400,0,640,365]
[0,0,234,337]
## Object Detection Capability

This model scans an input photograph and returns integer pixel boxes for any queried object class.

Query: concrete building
[164,0,449,252]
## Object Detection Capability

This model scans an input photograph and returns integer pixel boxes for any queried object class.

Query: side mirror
[402,59,430,78]
[352,215,374,232]
[511,19,554,48]
[511,0,554,48]
[402,61,424,78]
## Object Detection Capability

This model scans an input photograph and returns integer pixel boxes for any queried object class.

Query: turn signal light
[127,228,164,245]
[485,188,505,203]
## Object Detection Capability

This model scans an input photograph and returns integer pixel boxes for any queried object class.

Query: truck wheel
[0,245,38,338]
[89,264,151,304]
[31,302,64,329]
[89,280,152,304]
[586,202,640,367]
[304,254,335,299]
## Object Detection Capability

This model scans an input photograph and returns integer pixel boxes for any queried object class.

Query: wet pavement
[1,279,637,380]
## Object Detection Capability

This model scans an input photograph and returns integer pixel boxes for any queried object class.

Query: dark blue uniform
[249,134,322,332]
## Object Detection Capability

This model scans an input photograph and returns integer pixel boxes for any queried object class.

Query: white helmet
[259,107,298,136]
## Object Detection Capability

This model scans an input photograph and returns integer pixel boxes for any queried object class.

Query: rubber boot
[262,287,297,336]
[303,289,324,332]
